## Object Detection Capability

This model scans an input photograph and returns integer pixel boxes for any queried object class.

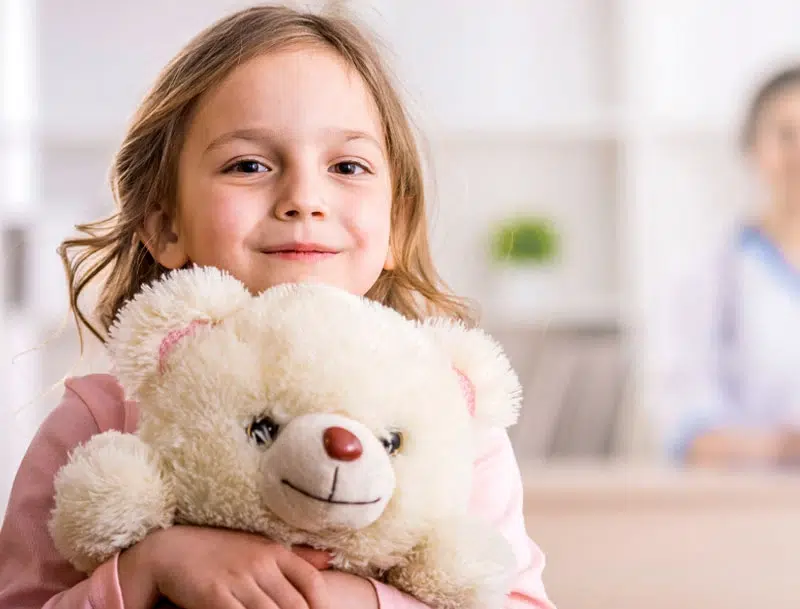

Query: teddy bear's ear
[106,266,251,397]
[418,319,522,429]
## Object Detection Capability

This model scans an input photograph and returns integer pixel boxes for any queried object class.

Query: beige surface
[522,462,800,609]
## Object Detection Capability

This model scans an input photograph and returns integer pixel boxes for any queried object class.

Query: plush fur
[49,267,522,609]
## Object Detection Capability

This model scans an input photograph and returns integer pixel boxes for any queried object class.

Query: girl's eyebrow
[203,127,383,156]
[203,128,271,155]
[327,129,384,153]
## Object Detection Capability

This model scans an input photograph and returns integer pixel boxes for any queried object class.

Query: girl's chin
[250,272,340,293]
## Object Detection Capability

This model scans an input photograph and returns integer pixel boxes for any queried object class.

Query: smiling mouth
[261,242,340,257]
[262,250,338,262]
[281,469,381,506]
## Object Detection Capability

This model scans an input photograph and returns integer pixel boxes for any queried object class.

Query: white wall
[1,0,39,511]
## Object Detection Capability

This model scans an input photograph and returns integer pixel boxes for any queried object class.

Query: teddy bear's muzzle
[260,413,396,532]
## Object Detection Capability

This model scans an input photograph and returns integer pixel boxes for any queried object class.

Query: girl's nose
[273,168,328,221]
[273,198,326,220]
[323,426,363,461]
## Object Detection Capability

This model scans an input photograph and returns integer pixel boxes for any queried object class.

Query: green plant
[489,216,559,266]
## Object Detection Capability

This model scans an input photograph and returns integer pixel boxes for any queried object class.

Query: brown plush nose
[323,427,363,461]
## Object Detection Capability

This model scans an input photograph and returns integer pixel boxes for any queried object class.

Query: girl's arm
[371,428,556,609]
[0,383,126,609]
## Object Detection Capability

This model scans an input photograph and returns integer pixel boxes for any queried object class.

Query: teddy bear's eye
[381,431,403,456]
[247,417,279,446]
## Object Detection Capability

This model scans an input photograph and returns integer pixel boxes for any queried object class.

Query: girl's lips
[265,250,338,261]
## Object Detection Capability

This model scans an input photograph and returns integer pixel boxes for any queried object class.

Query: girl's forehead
[186,46,384,149]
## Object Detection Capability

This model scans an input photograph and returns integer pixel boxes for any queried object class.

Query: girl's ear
[417,319,522,429]
[107,266,251,398]
[139,202,189,270]
[383,238,396,271]
[383,250,395,271]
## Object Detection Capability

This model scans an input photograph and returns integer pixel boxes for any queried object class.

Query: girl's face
[751,84,800,207]
[157,46,393,296]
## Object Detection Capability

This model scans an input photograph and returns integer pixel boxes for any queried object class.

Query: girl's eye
[381,431,403,456]
[247,416,280,446]
[225,159,269,174]
[330,161,368,176]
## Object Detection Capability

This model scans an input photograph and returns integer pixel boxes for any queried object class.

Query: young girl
[0,5,554,609]
[660,65,800,467]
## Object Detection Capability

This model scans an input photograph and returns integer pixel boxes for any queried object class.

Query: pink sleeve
[373,428,556,609]
[0,383,125,609]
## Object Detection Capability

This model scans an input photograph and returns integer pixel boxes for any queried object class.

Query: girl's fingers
[256,567,312,609]
[231,580,280,609]
[291,545,332,570]
[277,552,330,609]
[208,589,254,609]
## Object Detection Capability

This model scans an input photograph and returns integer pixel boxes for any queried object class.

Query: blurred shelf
[431,114,621,144]
[520,459,800,508]
[622,115,739,142]
[0,200,109,222]
[481,292,621,332]
[0,124,123,152]
[426,114,744,146]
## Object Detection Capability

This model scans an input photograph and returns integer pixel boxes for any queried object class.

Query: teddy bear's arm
[48,431,176,574]
[384,516,517,609]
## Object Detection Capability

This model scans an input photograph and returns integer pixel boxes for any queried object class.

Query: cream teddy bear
[49,266,522,609]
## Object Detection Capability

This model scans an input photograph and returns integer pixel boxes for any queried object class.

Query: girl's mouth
[266,250,338,261]
[261,242,340,261]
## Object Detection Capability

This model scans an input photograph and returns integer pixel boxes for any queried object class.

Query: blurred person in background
[662,65,800,468]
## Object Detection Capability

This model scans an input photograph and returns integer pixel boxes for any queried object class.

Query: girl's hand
[321,571,379,609]
[118,525,332,609]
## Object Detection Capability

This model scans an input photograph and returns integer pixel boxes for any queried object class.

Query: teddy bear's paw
[49,431,175,573]
[449,520,518,609]
[386,518,516,609]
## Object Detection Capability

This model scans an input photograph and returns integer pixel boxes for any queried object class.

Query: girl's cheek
[205,192,262,239]
[344,197,391,248]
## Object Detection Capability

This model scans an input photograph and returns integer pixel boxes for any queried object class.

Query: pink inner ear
[158,319,213,374]
[454,368,476,417]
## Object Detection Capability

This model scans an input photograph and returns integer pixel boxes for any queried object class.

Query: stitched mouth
[281,468,381,506]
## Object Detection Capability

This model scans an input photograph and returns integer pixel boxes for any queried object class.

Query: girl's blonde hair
[59,3,473,348]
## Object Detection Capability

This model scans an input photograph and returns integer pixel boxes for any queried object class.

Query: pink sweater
[0,374,554,609]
